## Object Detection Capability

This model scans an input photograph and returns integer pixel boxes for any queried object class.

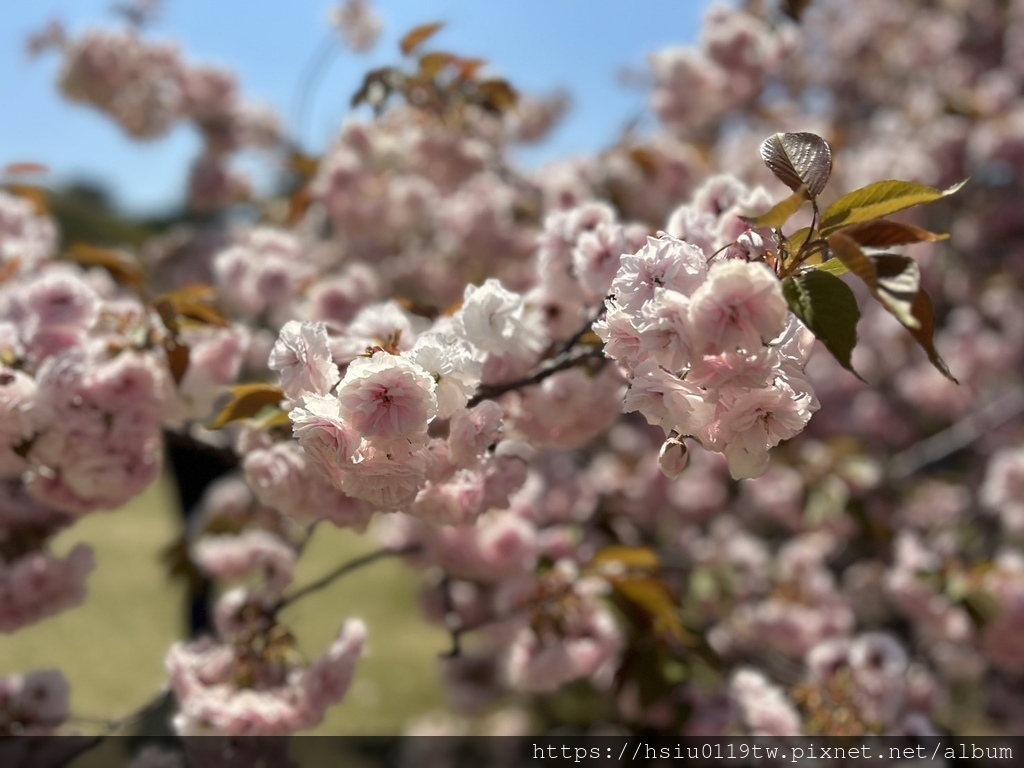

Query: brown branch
[887,385,1024,482]
[466,347,607,408]
[438,573,464,659]
[273,544,422,613]
[54,689,172,766]
[163,428,239,470]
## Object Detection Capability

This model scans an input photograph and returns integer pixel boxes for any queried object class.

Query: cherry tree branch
[163,428,239,470]
[55,689,172,767]
[887,385,1024,482]
[555,304,608,356]
[467,347,607,408]
[273,544,422,613]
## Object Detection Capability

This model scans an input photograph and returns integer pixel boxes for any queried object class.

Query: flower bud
[658,436,689,479]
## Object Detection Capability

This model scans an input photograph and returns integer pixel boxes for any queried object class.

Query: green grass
[1,471,448,735]
[285,522,449,734]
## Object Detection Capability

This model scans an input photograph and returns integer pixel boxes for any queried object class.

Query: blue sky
[1,1,708,214]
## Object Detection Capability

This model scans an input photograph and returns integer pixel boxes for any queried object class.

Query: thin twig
[887,385,1024,482]
[555,304,608,357]
[54,689,172,767]
[438,573,463,659]
[439,584,575,659]
[294,521,321,557]
[292,29,341,147]
[466,347,607,408]
[273,544,422,612]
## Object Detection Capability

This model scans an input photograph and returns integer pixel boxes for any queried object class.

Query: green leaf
[834,219,950,248]
[741,187,807,229]
[814,257,849,277]
[208,383,285,429]
[760,132,833,197]
[827,234,957,382]
[783,271,863,380]
[786,226,814,256]
[820,178,967,235]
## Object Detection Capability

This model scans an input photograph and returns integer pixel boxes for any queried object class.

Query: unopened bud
[658,437,689,479]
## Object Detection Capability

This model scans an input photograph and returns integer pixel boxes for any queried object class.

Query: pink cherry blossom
[269,321,340,399]
[688,259,788,356]
[611,235,707,313]
[729,668,803,736]
[288,394,355,488]
[0,545,94,633]
[711,384,818,479]
[337,352,437,440]
[980,447,1024,532]
[455,279,546,358]
[0,669,70,734]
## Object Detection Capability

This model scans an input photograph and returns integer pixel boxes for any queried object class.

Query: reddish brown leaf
[906,289,957,383]
[2,162,49,176]
[472,79,517,114]
[591,545,660,574]
[418,51,457,79]
[827,233,955,382]
[288,150,320,180]
[171,283,218,302]
[628,147,658,176]
[827,233,877,286]
[67,243,146,289]
[836,219,950,248]
[288,189,312,225]
[609,575,692,645]
[153,285,230,329]
[0,258,23,285]
[208,383,285,430]
[453,57,487,81]
[165,340,190,385]
[400,22,444,56]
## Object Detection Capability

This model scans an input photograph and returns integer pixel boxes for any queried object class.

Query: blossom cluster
[0,669,69,735]
[7,0,1024,743]
[596,225,818,479]
[54,29,282,147]
[167,612,366,735]
[36,24,282,213]
[0,192,165,632]
[266,277,544,523]
[329,0,382,54]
